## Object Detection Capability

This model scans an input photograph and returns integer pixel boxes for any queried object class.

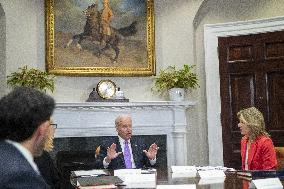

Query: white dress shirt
[245,142,249,170]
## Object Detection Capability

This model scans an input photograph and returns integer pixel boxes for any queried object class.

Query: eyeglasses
[50,123,57,129]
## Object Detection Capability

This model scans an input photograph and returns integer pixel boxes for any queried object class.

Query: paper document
[78,184,117,189]
[156,184,196,189]
[123,173,156,188]
[198,177,225,185]
[141,168,157,174]
[196,166,235,172]
[114,169,142,176]
[171,166,197,173]
[252,178,283,189]
[74,169,108,176]
[198,170,225,178]
[171,166,197,177]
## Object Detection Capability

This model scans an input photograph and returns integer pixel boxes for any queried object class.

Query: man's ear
[34,121,49,140]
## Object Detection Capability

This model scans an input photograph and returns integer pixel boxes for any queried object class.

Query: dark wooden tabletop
[71,169,284,189]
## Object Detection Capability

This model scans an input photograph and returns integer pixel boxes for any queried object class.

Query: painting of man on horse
[57,0,145,66]
[46,0,155,76]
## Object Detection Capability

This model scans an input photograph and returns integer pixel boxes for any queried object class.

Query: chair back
[95,146,100,158]
[275,147,284,170]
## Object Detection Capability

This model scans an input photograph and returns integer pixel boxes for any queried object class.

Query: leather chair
[95,146,100,158]
[56,150,98,189]
[275,147,284,170]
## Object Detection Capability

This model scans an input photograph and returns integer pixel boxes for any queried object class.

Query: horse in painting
[65,3,137,63]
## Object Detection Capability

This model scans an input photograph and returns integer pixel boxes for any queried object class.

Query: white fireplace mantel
[53,101,195,168]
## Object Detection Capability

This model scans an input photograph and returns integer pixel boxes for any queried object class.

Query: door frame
[204,16,284,166]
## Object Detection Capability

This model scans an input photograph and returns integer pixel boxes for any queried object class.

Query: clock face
[96,80,116,99]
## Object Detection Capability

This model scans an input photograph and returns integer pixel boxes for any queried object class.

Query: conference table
[71,168,284,189]
[156,170,284,189]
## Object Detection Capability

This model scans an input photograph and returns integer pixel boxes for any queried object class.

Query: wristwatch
[96,80,116,99]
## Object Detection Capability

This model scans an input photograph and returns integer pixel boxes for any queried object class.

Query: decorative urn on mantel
[153,64,199,101]
[168,88,185,101]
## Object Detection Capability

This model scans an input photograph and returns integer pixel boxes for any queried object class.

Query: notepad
[77,176,123,187]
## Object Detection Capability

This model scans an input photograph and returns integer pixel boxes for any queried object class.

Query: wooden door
[218,31,284,169]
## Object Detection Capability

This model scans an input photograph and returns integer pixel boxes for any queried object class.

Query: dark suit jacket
[34,151,62,189]
[0,141,50,189]
[95,137,154,169]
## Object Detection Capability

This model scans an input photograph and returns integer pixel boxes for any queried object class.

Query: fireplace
[52,101,195,168]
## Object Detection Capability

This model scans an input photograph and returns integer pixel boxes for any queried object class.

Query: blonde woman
[34,122,61,189]
[43,122,56,152]
[238,107,277,170]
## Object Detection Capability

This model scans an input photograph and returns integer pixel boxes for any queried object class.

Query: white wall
[0,3,5,97]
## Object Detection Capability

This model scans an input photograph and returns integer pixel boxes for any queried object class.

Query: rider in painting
[101,0,114,46]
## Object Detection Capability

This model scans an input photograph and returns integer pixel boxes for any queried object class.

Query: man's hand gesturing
[105,143,122,163]
[143,143,159,160]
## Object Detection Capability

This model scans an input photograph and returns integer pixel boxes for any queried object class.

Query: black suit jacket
[95,137,154,169]
[0,141,50,189]
[34,151,62,189]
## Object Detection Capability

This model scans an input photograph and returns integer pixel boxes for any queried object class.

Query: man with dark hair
[0,87,55,189]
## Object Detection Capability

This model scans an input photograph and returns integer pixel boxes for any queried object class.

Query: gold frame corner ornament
[45,0,155,77]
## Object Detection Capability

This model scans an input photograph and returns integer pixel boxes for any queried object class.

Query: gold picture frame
[45,0,155,76]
